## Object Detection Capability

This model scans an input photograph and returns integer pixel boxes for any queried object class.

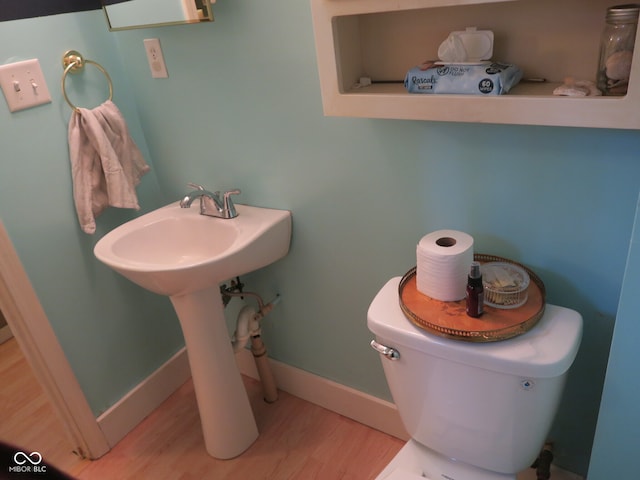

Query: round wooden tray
[399,254,546,342]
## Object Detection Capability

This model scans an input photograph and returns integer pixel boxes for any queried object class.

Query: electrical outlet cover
[0,59,52,112]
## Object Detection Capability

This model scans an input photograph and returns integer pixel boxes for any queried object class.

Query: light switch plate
[0,59,52,112]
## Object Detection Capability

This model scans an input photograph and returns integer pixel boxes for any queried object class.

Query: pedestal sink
[94,201,292,459]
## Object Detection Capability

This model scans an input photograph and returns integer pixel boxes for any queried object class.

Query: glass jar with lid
[596,4,640,95]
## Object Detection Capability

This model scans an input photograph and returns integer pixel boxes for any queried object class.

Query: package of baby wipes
[404,61,523,95]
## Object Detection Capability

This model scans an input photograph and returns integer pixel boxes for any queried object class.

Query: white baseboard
[96,344,408,448]
[96,347,191,447]
[235,348,409,441]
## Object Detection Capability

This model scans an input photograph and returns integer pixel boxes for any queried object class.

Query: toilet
[367,277,583,480]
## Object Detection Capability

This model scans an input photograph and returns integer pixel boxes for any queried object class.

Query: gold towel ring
[61,50,113,111]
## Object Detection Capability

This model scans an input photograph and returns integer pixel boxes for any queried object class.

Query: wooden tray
[399,254,546,342]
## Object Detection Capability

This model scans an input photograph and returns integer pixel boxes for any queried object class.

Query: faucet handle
[222,189,241,218]
[187,182,205,191]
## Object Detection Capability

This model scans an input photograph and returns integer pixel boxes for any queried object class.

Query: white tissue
[416,230,474,301]
[437,27,494,63]
[438,34,468,63]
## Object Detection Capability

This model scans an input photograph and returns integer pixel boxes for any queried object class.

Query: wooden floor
[0,337,404,479]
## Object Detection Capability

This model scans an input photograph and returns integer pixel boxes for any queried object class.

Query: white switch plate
[143,38,169,78]
[0,59,52,112]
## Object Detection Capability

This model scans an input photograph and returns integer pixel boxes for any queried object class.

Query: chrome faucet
[179,183,241,219]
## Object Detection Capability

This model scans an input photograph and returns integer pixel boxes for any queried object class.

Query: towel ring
[61,50,113,111]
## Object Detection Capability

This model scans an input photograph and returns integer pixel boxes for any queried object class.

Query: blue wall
[1,2,639,477]
[588,195,640,478]
[0,12,184,414]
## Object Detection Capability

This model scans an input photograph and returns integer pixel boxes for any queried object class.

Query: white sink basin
[94,200,292,460]
[94,202,292,296]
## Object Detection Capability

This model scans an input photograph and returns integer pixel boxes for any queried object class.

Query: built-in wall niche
[311,0,640,129]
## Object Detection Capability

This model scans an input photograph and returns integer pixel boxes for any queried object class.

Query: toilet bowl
[367,277,582,480]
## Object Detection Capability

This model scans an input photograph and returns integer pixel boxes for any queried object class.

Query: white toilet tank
[367,277,582,475]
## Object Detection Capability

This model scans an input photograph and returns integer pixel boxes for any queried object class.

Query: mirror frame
[102,0,213,31]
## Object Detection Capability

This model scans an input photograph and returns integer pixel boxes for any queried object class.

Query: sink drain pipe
[226,289,280,403]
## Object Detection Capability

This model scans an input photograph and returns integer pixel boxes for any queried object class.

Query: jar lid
[606,4,640,23]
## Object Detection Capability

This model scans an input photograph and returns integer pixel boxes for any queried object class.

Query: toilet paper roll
[416,230,474,302]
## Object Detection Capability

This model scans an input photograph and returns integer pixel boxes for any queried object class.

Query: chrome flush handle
[370,340,400,360]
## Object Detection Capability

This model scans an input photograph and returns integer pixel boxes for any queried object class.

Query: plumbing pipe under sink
[230,293,280,403]
[232,305,259,353]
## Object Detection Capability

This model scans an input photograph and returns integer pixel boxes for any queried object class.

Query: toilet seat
[381,468,428,480]
[375,440,517,480]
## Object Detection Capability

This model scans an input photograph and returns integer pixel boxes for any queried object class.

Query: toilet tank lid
[367,277,583,379]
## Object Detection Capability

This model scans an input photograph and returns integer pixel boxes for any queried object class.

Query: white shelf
[311,0,640,129]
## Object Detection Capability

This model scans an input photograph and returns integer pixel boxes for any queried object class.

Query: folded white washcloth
[68,100,150,234]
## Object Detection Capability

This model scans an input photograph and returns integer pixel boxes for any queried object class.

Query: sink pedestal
[170,286,259,459]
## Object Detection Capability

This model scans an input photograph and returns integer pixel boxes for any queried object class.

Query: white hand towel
[68,100,150,234]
